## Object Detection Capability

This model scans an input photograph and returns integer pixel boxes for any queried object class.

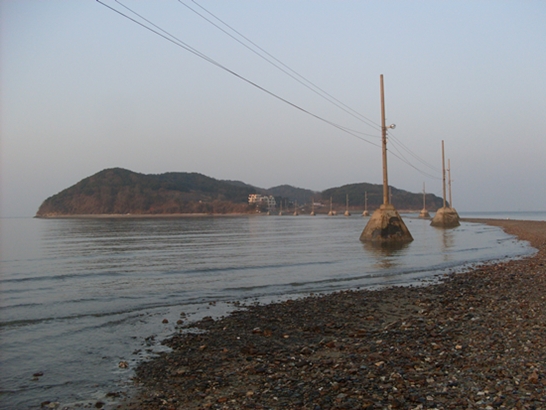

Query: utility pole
[441,140,447,209]
[360,75,412,243]
[362,191,369,216]
[419,182,430,218]
[431,141,460,228]
[380,74,389,206]
[448,159,452,208]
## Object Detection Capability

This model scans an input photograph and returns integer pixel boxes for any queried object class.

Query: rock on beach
[122,219,546,410]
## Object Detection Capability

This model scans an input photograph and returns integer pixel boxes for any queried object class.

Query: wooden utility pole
[419,182,430,218]
[344,194,351,216]
[328,196,335,216]
[431,140,460,228]
[448,159,452,208]
[380,74,389,206]
[441,140,447,208]
[362,191,369,216]
[360,75,412,243]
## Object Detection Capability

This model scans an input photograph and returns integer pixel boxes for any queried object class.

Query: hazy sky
[1,0,545,217]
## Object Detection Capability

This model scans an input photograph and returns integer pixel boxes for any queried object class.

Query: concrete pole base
[430,207,460,228]
[419,209,431,218]
[359,204,413,243]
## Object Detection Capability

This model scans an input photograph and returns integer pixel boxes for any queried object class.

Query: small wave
[163,260,337,276]
[451,247,484,253]
[0,270,125,284]
[0,305,142,329]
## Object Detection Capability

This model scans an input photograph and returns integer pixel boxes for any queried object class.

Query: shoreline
[34,213,251,219]
[119,218,546,409]
[31,210,446,219]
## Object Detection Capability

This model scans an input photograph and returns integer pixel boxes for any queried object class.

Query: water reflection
[361,241,411,270]
[0,216,536,410]
[431,226,456,261]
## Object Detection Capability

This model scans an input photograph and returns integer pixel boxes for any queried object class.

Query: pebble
[121,220,546,409]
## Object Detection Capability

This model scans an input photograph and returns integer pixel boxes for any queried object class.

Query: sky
[1,0,545,217]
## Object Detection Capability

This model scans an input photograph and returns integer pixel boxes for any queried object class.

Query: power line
[388,138,442,180]
[98,0,442,179]
[180,0,442,178]
[98,0,381,148]
[180,0,381,132]
[388,133,441,174]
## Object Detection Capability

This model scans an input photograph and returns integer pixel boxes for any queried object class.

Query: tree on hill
[36,168,445,216]
[321,183,444,211]
[266,185,317,206]
[36,168,255,216]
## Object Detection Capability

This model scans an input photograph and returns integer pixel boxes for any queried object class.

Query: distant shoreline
[33,213,546,222]
[34,210,428,219]
[34,213,251,219]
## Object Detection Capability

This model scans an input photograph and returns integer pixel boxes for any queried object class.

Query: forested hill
[36,168,256,216]
[36,168,445,217]
[267,185,317,206]
[322,183,445,211]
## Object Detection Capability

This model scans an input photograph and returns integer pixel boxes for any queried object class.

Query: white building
[248,194,276,209]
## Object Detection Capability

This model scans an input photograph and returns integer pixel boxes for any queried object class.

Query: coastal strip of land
[121,219,546,410]
[34,213,248,219]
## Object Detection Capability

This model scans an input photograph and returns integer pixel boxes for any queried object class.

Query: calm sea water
[0,212,541,409]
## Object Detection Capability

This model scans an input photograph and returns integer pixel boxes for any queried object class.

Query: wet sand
[120,219,546,409]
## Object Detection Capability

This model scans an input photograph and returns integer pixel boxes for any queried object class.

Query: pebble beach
[122,219,546,410]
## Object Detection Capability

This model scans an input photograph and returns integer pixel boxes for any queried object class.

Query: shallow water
[0,214,537,409]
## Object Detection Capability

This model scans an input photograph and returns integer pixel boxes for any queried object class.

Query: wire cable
[99,1,443,179]
[388,137,442,180]
[181,1,444,177]
[180,0,382,132]
[98,0,381,148]
[388,133,441,173]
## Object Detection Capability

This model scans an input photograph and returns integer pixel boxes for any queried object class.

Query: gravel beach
[121,219,546,410]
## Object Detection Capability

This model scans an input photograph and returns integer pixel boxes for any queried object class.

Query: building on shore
[248,194,276,210]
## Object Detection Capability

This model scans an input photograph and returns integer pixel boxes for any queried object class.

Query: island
[35,167,445,217]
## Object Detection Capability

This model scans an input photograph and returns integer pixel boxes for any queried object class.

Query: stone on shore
[121,219,546,410]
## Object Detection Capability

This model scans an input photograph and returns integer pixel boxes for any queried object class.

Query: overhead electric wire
[180,0,381,132]
[388,133,441,174]
[98,0,443,180]
[180,0,442,178]
[98,0,381,148]
[388,138,442,179]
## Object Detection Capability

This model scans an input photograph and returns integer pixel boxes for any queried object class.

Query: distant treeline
[322,183,444,211]
[36,168,254,216]
[36,168,445,217]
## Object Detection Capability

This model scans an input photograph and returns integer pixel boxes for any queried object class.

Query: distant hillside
[36,168,445,217]
[223,180,262,192]
[322,183,444,211]
[267,185,318,206]
[36,168,256,216]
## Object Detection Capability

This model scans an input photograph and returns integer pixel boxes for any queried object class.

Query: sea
[0,211,544,409]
